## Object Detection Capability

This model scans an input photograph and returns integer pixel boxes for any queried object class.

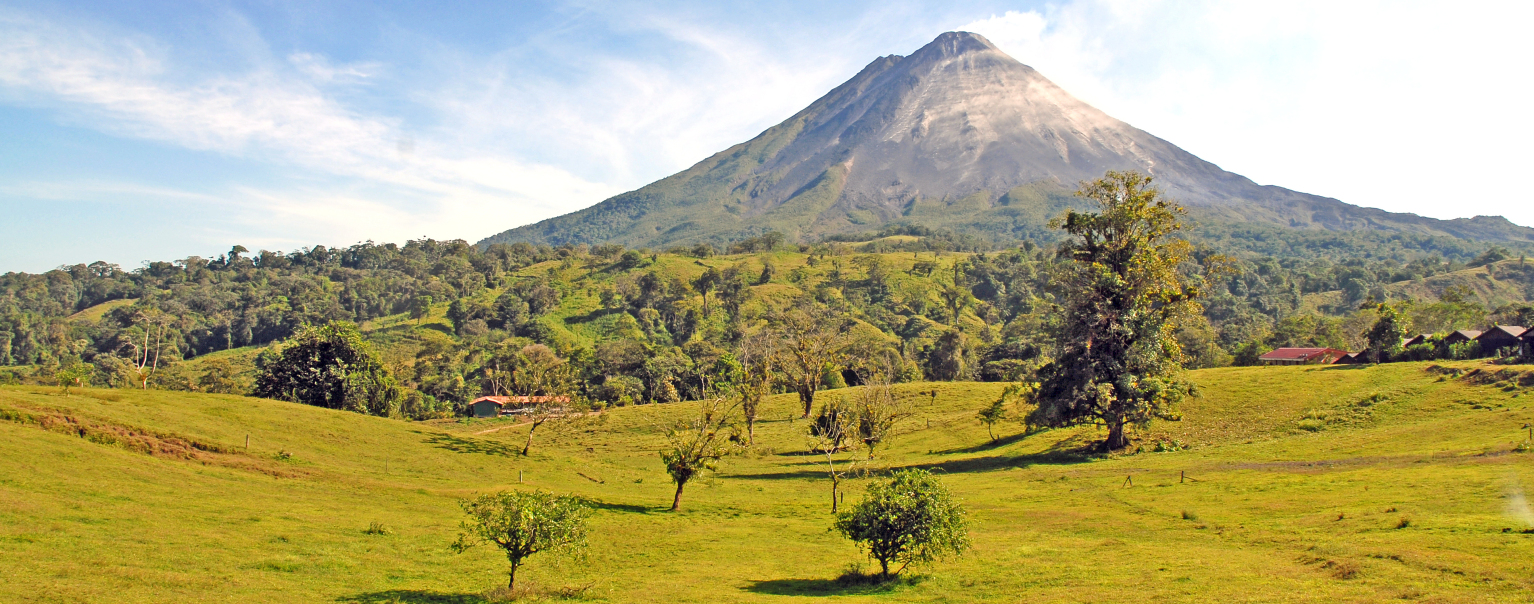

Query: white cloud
[0,8,622,247]
[958,1,1534,226]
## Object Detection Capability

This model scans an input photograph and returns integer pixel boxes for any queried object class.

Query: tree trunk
[1105,418,1128,451]
[523,421,539,456]
[508,563,517,589]
[830,477,838,513]
[799,383,815,418]
[747,418,756,445]
[671,481,685,511]
[879,557,889,578]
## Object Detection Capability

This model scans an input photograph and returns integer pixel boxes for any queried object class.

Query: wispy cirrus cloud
[0,7,622,254]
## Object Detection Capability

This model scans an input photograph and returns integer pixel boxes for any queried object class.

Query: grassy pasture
[3,362,1534,602]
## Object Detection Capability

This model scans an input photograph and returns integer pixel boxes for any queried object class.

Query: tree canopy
[833,469,969,578]
[1027,171,1205,450]
[253,322,402,416]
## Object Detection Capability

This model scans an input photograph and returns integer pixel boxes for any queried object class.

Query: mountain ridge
[483,32,1534,251]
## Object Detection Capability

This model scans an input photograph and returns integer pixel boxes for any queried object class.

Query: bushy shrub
[833,469,969,578]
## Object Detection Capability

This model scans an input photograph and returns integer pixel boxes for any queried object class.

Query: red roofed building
[1258,347,1348,365]
[467,395,573,418]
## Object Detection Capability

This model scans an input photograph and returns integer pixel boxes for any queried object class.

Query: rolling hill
[4,360,1534,602]
[482,32,1534,252]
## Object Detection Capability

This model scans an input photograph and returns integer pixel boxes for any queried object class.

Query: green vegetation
[1030,171,1205,449]
[833,469,970,578]
[253,322,403,416]
[451,490,590,590]
[5,360,1534,601]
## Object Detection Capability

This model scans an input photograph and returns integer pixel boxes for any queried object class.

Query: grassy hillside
[1303,258,1534,314]
[4,361,1534,602]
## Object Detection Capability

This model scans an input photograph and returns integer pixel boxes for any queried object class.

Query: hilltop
[481,32,1534,253]
[4,360,1534,602]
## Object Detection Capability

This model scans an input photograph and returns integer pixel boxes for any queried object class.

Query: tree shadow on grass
[932,430,1036,455]
[337,590,483,604]
[743,572,921,597]
[581,498,656,515]
[732,448,1093,481]
[416,431,520,457]
[562,307,623,325]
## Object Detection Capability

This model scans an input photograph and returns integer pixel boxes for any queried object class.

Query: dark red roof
[1477,325,1527,341]
[469,395,571,406]
[1258,347,1346,361]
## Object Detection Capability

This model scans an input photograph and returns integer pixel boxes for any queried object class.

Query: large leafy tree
[254,322,402,416]
[451,490,589,590]
[1027,171,1206,450]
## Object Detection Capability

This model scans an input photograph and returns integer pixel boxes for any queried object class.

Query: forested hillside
[4,227,1532,416]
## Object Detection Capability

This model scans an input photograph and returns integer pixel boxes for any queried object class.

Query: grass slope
[4,362,1534,602]
[1302,258,1534,313]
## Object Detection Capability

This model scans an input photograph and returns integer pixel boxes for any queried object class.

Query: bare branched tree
[733,332,776,444]
[809,395,858,513]
[120,310,173,389]
[661,398,740,511]
[853,359,911,459]
[770,302,852,418]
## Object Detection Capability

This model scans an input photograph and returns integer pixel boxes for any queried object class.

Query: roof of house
[1258,347,1346,361]
[1332,351,1366,363]
[1477,325,1527,339]
[1402,334,1430,346]
[1448,329,1483,340]
[468,395,572,406]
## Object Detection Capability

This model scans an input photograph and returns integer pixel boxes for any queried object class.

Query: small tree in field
[451,490,589,590]
[978,382,1035,442]
[660,398,738,511]
[853,366,909,459]
[809,395,857,512]
[834,469,969,578]
[976,398,1006,442]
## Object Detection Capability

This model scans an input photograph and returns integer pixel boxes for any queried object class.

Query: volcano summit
[483,32,1533,249]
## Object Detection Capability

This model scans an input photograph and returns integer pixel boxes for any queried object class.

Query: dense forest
[3,222,1532,418]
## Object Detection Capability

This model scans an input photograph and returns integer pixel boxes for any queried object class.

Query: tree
[809,395,857,512]
[938,283,975,325]
[978,382,1034,442]
[976,398,1007,442]
[506,344,573,456]
[660,398,738,511]
[120,309,173,389]
[409,295,433,325]
[253,322,402,416]
[1027,171,1205,450]
[770,302,851,418]
[853,364,908,459]
[1364,303,1409,364]
[451,490,589,590]
[55,362,90,394]
[833,469,969,578]
[725,333,774,444]
[692,267,721,317]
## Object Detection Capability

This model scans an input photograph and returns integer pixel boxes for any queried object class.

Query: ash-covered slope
[483,32,1534,249]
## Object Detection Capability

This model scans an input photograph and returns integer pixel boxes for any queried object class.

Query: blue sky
[2,1,1530,272]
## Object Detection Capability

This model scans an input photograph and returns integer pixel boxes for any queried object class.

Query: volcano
[483,32,1534,249]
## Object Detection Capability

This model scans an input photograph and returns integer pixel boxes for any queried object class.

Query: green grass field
[4,361,1534,603]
